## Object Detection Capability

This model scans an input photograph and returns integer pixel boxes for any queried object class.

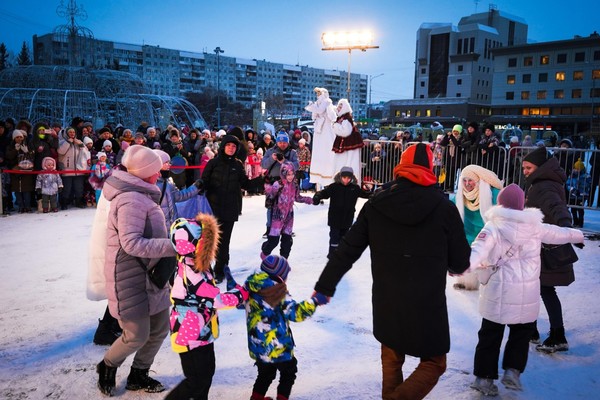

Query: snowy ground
[1,195,599,400]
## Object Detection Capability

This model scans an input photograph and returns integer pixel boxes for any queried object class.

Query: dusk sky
[1,0,598,103]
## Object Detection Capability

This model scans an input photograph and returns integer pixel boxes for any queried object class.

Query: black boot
[536,327,569,353]
[126,367,165,393]
[97,360,117,396]
[530,320,540,344]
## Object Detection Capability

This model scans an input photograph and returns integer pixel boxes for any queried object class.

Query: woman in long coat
[305,87,336,187]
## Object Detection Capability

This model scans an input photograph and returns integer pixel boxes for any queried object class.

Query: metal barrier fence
[358,140,600,211]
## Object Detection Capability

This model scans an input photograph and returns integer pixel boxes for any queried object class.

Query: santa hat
[393,143,437,186]
[121,145,162,179]
[169,213,220,273]
[260,254,291,282]
[497,183,525,211]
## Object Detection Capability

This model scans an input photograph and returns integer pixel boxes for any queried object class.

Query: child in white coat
[468,184,584,396]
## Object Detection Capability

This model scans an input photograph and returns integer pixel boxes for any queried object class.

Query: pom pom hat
[497,183,525,211]
[121,144,163,179]
[261,255,291,282]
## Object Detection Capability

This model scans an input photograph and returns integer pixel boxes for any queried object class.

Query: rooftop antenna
[474,0,480,12]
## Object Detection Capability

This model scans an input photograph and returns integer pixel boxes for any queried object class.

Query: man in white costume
[305,87,336,187]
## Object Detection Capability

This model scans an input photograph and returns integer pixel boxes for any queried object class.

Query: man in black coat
[314,143,471,400]
[312,166,371,257]
[202,134,257,282]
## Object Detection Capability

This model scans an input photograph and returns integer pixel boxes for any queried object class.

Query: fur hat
[121,144,163,179]
[12,129,26,140]
[276,132,289,143]
[256,148,264,156]
[393,143,437,186]
[103,140,112,148]
[260,254,291,281]
[83,136,93,145]
[96,152,107,160]
[336,98,352,116]
[523,146,549,167]
[497,183,525,211]
[452,124,463,133]
[460,165,503,189]
[169,213,220,272]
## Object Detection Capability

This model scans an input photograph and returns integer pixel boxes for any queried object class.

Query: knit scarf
[463,185,480,211]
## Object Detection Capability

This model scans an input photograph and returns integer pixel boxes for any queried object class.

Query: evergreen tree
[0,43,9,70]
[17,41,32,66]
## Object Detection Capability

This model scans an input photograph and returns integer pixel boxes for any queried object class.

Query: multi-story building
[490,33,600,137]
[32,33,368,117]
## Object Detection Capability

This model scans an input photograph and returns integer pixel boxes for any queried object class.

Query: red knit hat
[393,143,437,186]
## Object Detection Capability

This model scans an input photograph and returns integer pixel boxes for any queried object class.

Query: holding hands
[311,291,330,306]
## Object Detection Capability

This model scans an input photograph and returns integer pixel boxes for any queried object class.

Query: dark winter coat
[202,135,252,222]
[315,178,471,357]
[524,156,575,287]
[313,172,371,229]
[5,140,36,193]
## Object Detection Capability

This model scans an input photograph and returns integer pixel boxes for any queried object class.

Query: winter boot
[125,367,165,393]
[470,377,499,396]
[276,395,289,400]
[97,360,117,396]
[250,393,272,400]
[536,327,569,353]
[501,368,523,391]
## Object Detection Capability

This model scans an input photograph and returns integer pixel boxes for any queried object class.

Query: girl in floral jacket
[165,214,248,400]
[35,156,63,212]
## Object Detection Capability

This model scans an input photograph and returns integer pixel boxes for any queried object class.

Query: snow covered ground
[1,195,599,399]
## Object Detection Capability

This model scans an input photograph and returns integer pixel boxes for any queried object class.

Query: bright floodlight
[321,30,378,51]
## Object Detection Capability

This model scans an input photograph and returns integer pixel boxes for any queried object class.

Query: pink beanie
[497,183,525,211]
[122,145,162,179]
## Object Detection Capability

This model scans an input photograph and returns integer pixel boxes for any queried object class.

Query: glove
[194,179,204,191]
[36,188,42,195]
[311,292,330,306]
[312,196,320,205]
[574,242,584,249]
[223,265,237,291]
[275,153,284,161]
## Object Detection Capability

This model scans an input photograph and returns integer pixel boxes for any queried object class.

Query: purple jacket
[103,170,176,320]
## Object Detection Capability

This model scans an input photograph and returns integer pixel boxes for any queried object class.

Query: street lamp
[368,73,384,120]
[214,46,224,128]
[321,30,379,100]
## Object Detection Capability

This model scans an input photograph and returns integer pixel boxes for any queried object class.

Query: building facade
[32,33,368,117]
[490,34,600,138]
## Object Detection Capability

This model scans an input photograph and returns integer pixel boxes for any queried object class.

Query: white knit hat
[153,149,171,164]
[122,145,163,179]
[12,129,26,140]
[103,140,112,148]
[83,136,93,145]
[96,152,107,160]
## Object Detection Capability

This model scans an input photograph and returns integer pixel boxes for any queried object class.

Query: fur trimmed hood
[484,205,544,243]
[170,212,221,272]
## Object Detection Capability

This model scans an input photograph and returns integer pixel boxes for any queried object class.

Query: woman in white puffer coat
[467,184,584,396]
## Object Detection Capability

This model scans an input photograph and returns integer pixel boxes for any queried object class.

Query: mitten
[311,292,329,306]
[574,242,585,249]
[223,265,237,291]
[194,179,204,190]
[312,196,320,205]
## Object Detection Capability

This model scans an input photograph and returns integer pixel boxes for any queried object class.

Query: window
[595,50,600,61]
[537,90,547,100]
[507,75,515,84]
[540,55,550,65]
[506,91,514,100]
[421,68,426,74]
[554,90,564,99]
[426,109,431,117]
[557,53,567,63]
[591,88,600,98]
[458,65,464,72]
[521,91,530,100]
[572,89,582,99]
[457,79,462,85]
[522,74,531,83]
[555,72,566,81]
[574,52,585,62]
[420,81,425,87]
[436,109,442,116]
[594,70,600,80]
[523,56,533,66]
[573,71,584,80]
[456,93,462,97]
[508,58,517,67]
[538,73,548,83]
[415,110,421,117]
[457,38,463,54]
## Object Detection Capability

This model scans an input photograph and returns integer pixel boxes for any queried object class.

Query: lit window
[594,70,600,79]
[521,91,530,100]
[524,56,533,66]
[554,90,564,99]
[426,109,431,117]
[507,75,515,84]
[537,91,547,100]
[573,71,584,80]
[555,72,566,81]
[572,89,582,99]
[540,55,550,65]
